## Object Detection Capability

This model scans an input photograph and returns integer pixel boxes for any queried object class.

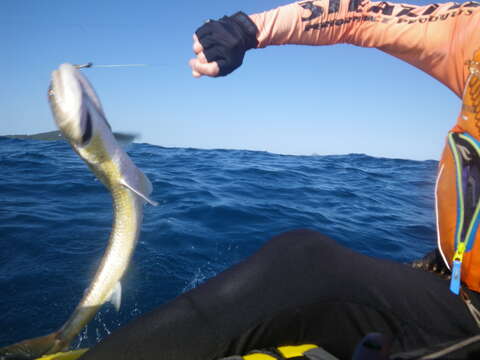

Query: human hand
[188,12,258,78]
[189,34,220,78]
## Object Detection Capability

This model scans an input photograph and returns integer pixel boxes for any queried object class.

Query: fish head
[48,63,109,147]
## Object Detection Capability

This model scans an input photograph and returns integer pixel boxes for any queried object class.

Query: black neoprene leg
[80,229,480,360]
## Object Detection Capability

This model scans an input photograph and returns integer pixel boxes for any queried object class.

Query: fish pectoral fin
[120,179,158,206]
[107,281,122,312]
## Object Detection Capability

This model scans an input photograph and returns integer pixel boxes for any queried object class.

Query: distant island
[1,131,137,144]
[1,130,66,141]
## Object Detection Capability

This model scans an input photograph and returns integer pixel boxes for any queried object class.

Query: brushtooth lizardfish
[0,63,157,360]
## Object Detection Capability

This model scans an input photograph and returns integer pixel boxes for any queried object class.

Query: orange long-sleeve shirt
[251,1,480,291]
[250,0,480,98]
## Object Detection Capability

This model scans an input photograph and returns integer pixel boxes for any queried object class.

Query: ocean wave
[0,138,438,347]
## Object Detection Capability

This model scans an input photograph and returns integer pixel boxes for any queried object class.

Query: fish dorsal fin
[120,178,158,206]
[107,281,122,311]
[113,132,138,147]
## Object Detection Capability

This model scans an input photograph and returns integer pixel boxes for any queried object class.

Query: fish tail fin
[0,332,68,360]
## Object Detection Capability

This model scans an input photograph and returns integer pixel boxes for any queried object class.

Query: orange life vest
[437,48,480,293]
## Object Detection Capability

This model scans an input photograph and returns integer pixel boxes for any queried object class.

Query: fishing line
[74,62,166,69]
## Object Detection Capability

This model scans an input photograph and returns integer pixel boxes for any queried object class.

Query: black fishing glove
[195,11,258,77]
[411,248,451,279]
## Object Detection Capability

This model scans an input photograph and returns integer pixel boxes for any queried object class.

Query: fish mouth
[48,64,90,145]
[49,65,76,108]
[47,82,60,119]
[48,65,81,121]
[48,63,112,146]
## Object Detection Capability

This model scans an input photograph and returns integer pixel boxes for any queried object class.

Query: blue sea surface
[0,138,438,349]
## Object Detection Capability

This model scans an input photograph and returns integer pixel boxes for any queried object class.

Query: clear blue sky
[3,0,462,160]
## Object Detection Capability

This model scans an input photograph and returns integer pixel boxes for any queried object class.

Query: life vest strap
[461,289,480,328]
[446,132,480,294]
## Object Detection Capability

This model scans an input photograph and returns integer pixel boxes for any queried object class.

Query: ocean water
[0,138,439,349]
